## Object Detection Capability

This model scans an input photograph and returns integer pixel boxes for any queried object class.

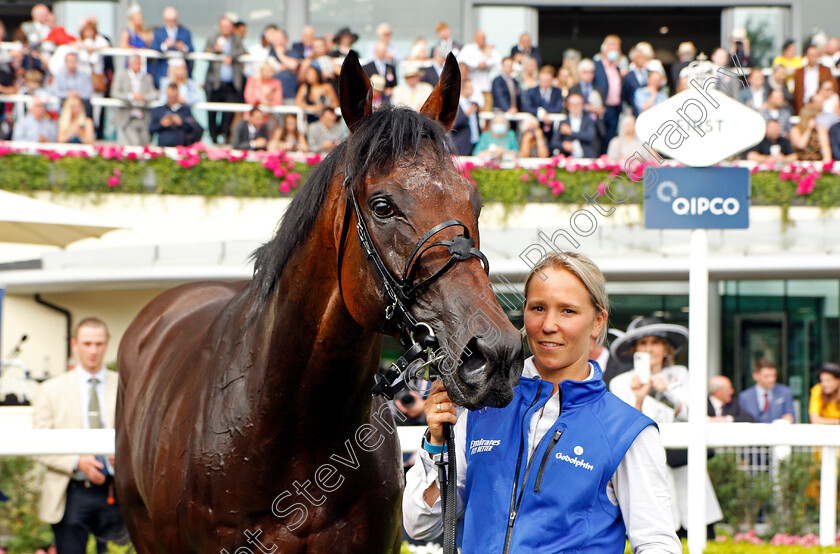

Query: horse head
[336,52,524,410]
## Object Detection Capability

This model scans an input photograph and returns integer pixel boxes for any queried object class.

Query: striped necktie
[89,377,103,429]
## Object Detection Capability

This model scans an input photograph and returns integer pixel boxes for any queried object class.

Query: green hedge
[2,153,840,220]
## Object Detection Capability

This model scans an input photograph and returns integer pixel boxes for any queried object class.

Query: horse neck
[246,193,381,436]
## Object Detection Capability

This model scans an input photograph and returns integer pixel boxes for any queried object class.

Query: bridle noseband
[336,173,489,398]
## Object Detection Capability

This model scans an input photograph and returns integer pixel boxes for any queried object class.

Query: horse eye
[370,198,395,219]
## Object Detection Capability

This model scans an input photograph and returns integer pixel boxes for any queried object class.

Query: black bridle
[336,174,489,396]
[336,172,488,554]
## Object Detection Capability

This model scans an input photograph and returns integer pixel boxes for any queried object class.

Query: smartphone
[634,352,651,384]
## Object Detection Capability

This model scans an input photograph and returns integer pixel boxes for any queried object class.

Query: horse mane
[250,105,453,301]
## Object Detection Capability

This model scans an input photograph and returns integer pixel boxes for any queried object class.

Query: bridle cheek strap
[335,175,489,348]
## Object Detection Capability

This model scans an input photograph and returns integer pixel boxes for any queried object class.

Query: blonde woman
[244,61,284,108]
[518,55,539,91]
[791,106,832,162]
[158,58,201,106]
[405,252,681,553]
[57,93,94,144]
[120,5,151,49]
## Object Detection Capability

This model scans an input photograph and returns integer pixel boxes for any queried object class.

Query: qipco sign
[644,167,750,229]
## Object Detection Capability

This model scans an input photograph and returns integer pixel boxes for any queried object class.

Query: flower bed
[1,143,840,220]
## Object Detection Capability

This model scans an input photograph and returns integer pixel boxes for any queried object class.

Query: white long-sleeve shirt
[403,358,682,553]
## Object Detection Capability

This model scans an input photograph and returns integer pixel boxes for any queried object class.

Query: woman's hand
[651,374,668,393]
[425,380,457,445]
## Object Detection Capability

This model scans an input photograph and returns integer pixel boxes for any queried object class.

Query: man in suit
[33,317,126,553]
[362,42,397,94]
[522,66,563,119]
[794,45,837,113]
[550,92,597,158]
[738,67,771,110]
[739,358,796,423]
[593,35,624,150]
[420,47,446,87]
[150,7,193,89]
[204,16,246,144]
[510,32,541,67]
[451,78,480,156]
[111,55,158,146]
[290,25,316,60]
[491,57,520,114]
[232,106,270,151]
[708,376,755,422]
[150,84,203,146]
[622,43,654,117]
[430,21,461,56]
[671,42,696,94]
[20,3,52,50]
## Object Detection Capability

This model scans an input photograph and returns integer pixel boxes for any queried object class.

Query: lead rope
[441,422,457,554]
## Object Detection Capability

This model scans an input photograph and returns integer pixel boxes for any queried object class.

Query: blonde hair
[523,252,610,345]
[58,94,88,133]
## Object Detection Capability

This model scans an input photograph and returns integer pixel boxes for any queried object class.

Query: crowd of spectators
[2,5,840,161]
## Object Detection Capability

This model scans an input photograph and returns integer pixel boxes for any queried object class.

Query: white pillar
[820,446,838,546]
[688,229,709,554]
[286,0,309,43]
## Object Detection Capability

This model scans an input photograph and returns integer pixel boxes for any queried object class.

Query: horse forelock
[250,105,454,303]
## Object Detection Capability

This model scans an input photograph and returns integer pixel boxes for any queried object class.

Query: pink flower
[749,165,759,174]
[279,181,292,193]
[538,174,548,184]
[779,170,793,181]
[546,168,555,178]
[305,154,322,165]
[520,173,529,182]
[823,161,835,173]
[113,168,122,177]
[597,182,606,196]
[107,176,120,187]
[127,151,138,160]
[273,167,287,178]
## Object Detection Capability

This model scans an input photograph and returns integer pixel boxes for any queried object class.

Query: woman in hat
[331,28,358,59]
[609,316,723,537]
[809,363,840,424]
[404,252,681,553]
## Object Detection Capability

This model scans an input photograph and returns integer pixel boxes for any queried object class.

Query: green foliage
[771,452,820,536]
[709,452,774,529]
[0,457,53,552]
[3,154,839,219]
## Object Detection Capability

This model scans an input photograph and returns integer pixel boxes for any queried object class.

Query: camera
[395,389,415,409]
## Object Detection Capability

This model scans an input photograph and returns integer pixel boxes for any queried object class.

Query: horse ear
[419,53,461,131]
[339,51,373,133]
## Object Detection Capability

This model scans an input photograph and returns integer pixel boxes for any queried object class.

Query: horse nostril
[458,336,488,383]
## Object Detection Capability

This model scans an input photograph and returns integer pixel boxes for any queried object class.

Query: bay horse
[115,52,523,553]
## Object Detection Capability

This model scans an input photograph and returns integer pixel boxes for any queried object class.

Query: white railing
[1,422,838,546]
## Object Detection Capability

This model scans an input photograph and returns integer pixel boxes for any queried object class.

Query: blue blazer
[622,71,645,116]
[593,60,611,106]
[738,384,795,423]
[549,114,598,158]
[151,26,194,88]
[450,105,477,156]
[522,86,564,116]
[491,75,520,112]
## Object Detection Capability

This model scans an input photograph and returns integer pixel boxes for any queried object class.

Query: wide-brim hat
[335,27,359,43]
[609,316,689,363]
[818,363,840,378]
